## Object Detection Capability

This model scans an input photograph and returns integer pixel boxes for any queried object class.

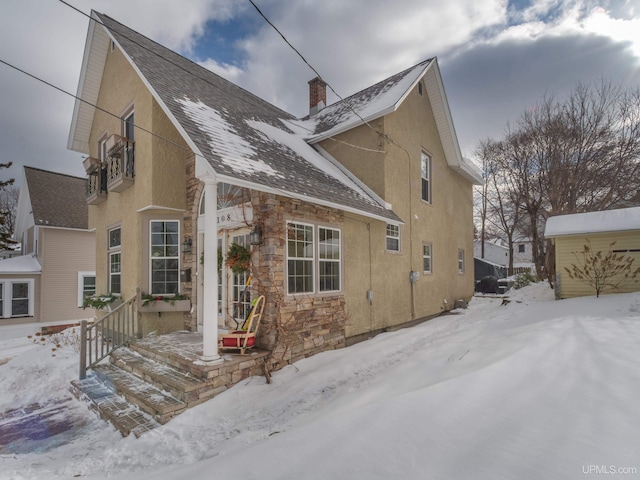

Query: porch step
[70,375,159,437]
[92,363,187,424]
[109,348,222,406]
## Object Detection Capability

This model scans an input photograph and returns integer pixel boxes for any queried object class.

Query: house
[474,237,534,271]
[0,167,95,338]
[545,206,640,299]
[68,11,481,371]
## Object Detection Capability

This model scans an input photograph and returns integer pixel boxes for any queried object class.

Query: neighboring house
[67,12,481,368]
[474,239,509,267]
[0,167,96,336]
[474,237,534,272]
[545,207,640,299]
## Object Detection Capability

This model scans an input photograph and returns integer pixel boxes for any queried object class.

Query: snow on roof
[304,60,432,142]
[0,255,41,274]
[545,206,640,237]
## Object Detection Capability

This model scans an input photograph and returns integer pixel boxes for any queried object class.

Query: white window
[286,222,342,295]
[0,279,35,318]
[108,226,121,294]
[78,271,96,307]
[458,249,465,274]
[287,223,314,294]
[319,227,341,292]
[423,243,432,274]
[386,224,400,252]
[150,220,180,295]
[421,151,431,203]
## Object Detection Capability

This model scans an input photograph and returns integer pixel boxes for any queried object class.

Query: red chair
[219,295,265,355]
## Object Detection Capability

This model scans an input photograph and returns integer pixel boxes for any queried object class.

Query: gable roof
[69,12,401,224]
[23,167,88,230]
[545,206,640,237]
[304,59,482,185]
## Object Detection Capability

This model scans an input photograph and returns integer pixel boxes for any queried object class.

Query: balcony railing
[106,134,135,192]
[83,157,107,205]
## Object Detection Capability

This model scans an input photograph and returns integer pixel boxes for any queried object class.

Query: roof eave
[424,60,483,185]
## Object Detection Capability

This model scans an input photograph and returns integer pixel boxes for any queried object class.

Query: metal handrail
[79,293,139,380]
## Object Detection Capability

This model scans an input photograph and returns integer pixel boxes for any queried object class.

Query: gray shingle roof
[305,59,433,140]
[96,13,401,223]
[24,167,88,229]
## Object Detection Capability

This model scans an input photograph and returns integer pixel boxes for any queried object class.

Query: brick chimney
[308,77,327,116]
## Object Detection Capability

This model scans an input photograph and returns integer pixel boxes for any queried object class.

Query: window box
[139,299,191,313]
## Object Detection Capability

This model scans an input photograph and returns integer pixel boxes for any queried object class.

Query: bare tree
[0,185,19,241]
[475,80,640,285]
[0,162,16,250]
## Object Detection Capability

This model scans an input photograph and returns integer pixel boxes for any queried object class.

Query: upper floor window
[423,243,432,274]
[518,244,525,253]
[421,152,431,203]
[286,222,342,295]
[108,226,122,295]
[150,220,180,295]
[386,224,400,252]
[418,81,423,96]
[458,249,465,274]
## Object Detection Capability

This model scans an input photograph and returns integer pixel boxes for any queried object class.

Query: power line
[247,0,408,151]
[56,0,384,154]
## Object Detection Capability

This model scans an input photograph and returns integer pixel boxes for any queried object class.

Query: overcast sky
[0,0,639,187]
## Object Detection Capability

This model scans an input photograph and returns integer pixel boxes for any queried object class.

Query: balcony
[106,134,135,192]
[86,169,107,205]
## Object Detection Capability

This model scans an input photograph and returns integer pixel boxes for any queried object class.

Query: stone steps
[72,332,271,437]
[93,363,186,424]
[109,348,222,407]
[70,375,159,437]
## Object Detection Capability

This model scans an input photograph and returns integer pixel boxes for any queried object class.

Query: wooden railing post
[79,320,87,380]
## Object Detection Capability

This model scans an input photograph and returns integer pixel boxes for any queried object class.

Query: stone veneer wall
[181,156,348,371]
[182,151,200,332]
[251,191,347,371]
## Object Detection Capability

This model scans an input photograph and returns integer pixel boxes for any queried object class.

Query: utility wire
[57,0,384,154]
[247,0,409,151]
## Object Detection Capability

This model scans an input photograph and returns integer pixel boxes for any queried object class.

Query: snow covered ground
[1,283,639,479]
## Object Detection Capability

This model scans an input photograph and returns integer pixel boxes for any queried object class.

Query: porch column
[201,177,222,363]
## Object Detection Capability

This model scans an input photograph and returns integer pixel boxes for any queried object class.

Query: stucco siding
[39,228,96,322]
[327,80,475,339]
[89,44,189,299]
[554,230,640,298]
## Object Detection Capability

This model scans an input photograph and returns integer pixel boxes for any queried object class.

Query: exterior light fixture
[182,237,193,254]
[249,224,263,245]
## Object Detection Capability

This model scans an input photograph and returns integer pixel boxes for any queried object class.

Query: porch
[71,331,270,437]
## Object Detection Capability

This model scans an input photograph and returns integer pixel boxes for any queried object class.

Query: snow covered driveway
[1,284,639,479]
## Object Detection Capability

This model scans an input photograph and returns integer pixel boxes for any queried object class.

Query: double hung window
[108,227,121,294]
[287,222,341,295]
[0,280,34,318]
[150,221,180,295]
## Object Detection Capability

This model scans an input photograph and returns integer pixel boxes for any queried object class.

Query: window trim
[458,249,465,274]
[108,226,122,295]
[149,220,181,296]
[421,151,431,203]
[318,226,341,293]
[385,224,401,253]
[0,279,35,318]
[423,243,432,274]
[286,221,315,295]
[286,221,343,296]
[78,271,96,307]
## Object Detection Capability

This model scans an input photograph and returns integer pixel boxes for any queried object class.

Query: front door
[197,229,252,332]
